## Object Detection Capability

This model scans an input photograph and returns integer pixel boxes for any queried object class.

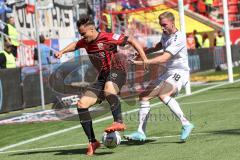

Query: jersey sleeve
[107,33,128,46]
[75,39,85,49]
[165,33,185,56]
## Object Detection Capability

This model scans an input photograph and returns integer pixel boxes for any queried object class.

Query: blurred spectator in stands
[129,0,141,9]
[87,2,94,17]
[34,35,58,65]
[101,11,112,32]
[192,0,198,11]
[186,0,197,12]
[186,33,196,50]
[3,16,19,57]
[0,0,12,31]
[0,41,16,68]
[193,30,202,48]
[139,0,148,7]
[214,30,225,47]
[197,0,207,16]
[213,30,225,71]
[204,0,213,15]
[202,33,210,48]
[99,1,112,32]
[117,7,127,33]
[121,0,131,9]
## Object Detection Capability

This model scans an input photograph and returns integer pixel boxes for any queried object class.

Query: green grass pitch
[0,81,240,160]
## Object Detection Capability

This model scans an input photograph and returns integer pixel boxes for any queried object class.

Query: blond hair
[158,11,175,22]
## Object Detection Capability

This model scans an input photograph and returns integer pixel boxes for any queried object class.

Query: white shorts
[153,70,189,93]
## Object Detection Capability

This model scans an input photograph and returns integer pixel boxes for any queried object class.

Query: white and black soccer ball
[102,131,121,149]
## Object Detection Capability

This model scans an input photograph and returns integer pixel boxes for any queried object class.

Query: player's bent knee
[159,83,176,97]
[77,91,98,108]
[159,94,168,102]
[77,100,90,109]
[104,82,120,95]
[170,89,178,97]
[104,91,118,97]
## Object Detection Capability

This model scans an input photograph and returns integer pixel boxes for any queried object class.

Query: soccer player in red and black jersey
[55,14,148,156]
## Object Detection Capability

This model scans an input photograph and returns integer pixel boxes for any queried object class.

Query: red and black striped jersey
[76,32,128,73]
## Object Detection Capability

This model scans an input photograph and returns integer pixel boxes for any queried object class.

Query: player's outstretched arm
[55,41,79,58]
[145,42,163,54]
[133,52,171,65]
[127,36,148,68]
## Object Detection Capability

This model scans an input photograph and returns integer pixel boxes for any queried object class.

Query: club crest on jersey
[112,34,120,40]
[97,43,104,50]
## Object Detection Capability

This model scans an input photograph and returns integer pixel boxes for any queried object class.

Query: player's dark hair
[76,14,95,28]
[159,11,175,22]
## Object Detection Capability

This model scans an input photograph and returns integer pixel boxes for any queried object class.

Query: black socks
[106,94,123,123]
[77,108,96,143]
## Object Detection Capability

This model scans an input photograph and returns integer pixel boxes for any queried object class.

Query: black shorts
[87,69,126,100]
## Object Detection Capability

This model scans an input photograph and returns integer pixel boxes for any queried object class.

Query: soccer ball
[102,131,121,149]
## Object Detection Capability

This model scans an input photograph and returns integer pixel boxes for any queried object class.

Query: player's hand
[55,51,63,59]
[134,52,141,59]
[130,59,149,66]
[129,60,141,65]
[127,52,138,61]
[143,59,149,70]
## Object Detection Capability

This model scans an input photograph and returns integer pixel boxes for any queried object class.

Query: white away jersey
[160,30,190,71]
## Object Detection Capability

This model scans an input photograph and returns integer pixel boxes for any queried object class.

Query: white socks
[137,97,190,135]
[162,96,190,126]
[137,101,151,135]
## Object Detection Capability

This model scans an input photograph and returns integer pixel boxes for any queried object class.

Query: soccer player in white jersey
[124,11,194,142]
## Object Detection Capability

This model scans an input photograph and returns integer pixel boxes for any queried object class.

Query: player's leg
[77,78,105,155]
[159,82,191,125]
[105,81,122,122]
[124,80,163,141]
[77,90,100,156]
[104,70,127,132]
[138,81,163,134]
[158,72,194,142]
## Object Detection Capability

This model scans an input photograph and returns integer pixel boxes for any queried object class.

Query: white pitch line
[180,97,240,105]
[148,132,210,139]
[0,143,88,154]
[0,132,211,154]
[0,79,239,152]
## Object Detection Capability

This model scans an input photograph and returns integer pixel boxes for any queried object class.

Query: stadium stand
[165,0,240,27]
